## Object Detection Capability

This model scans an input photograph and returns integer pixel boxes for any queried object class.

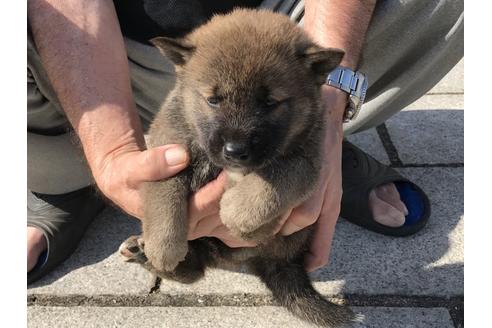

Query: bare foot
[27,226,47,272]
[369,183,408,227]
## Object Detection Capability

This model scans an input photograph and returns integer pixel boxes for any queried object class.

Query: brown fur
[120,9,355,327]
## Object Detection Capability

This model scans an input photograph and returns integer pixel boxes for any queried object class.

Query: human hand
[94,144,190,219]
[277,86,347,272]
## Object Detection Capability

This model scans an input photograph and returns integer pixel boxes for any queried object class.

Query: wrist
[75,107,146,180]
[89,140,143,200]
[321,85,348,124]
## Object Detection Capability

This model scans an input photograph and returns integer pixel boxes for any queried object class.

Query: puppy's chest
[189,160,221,192]
[224,169,246,188]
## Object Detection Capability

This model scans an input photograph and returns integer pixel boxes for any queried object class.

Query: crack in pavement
[27,293,463,308]
[376,124,404,167]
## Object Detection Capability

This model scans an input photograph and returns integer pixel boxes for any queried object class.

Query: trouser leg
[27,27,92,194]
[27,26,177,194]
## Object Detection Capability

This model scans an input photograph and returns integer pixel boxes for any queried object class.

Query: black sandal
[340,140,430,237]
[27,186,105,284]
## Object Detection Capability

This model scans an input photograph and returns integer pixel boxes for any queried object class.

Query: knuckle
[98,175,118,199]
[137,149,152,168]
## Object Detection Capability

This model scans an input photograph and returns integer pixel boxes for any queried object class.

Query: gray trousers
[27,0,464,194]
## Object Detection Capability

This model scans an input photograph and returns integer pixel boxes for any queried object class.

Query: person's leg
[347,0,463,229]
[27,28,105,281]
[27,31,93,194]
[348,0,463,228]
[346,0,464,134]
[261,0,463,229]
[123,36,178,129]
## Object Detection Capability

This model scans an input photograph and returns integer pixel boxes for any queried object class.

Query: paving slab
[28,167,463,297]
[27,208,151,295]
[386,95,463,164]
[27,306,454,328]
[428,59,464,94]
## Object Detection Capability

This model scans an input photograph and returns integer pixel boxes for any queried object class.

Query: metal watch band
[326,66,368,122]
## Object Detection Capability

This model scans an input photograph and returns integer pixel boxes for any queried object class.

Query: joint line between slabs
[376,124,403,166]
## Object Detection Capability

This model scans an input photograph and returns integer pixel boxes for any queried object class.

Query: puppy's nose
[223,142,250,162]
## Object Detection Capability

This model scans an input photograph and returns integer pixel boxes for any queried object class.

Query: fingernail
[164,147,188,166]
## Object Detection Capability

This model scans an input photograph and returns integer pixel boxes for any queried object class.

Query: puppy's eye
[263,96,281,110]
[206,96,221,108]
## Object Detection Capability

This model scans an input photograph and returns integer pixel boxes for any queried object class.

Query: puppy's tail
[250,258,358,327]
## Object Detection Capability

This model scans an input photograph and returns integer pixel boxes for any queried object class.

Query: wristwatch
[326,66,368,122]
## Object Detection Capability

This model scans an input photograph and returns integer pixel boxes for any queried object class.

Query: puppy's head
[152,9,343,170]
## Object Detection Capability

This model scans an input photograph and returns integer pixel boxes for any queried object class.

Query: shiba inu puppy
[120,9,356,327]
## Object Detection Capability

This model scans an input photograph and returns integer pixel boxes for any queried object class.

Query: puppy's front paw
[220,188,279,243]
[238,219,280,243]
[145,237,188,272]
[119,235,147,264]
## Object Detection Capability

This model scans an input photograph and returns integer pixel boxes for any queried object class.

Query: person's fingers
[280,182,326,236]
[304,198,340,272]
[188,213,256,247]
[220,238,257,248]
[127,145,190,186]
[211,224,257,247]
[188,171,228,221]
[121,189,144,220]
[273,208,293,235]
[187,213,222,240]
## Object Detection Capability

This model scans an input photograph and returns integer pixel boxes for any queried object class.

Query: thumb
[129,144,190,183]
[188,171,228,220]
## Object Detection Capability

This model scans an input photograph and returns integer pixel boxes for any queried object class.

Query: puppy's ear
[150,37,195,66]
[301,45,345,84]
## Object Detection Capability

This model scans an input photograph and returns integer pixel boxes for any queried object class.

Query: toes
[27,227,48,272]
[369,190,405,227]
[27,252,40,273]
[374,183,409,216]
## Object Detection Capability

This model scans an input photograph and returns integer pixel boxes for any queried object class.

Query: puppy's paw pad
[119,235,147,264]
